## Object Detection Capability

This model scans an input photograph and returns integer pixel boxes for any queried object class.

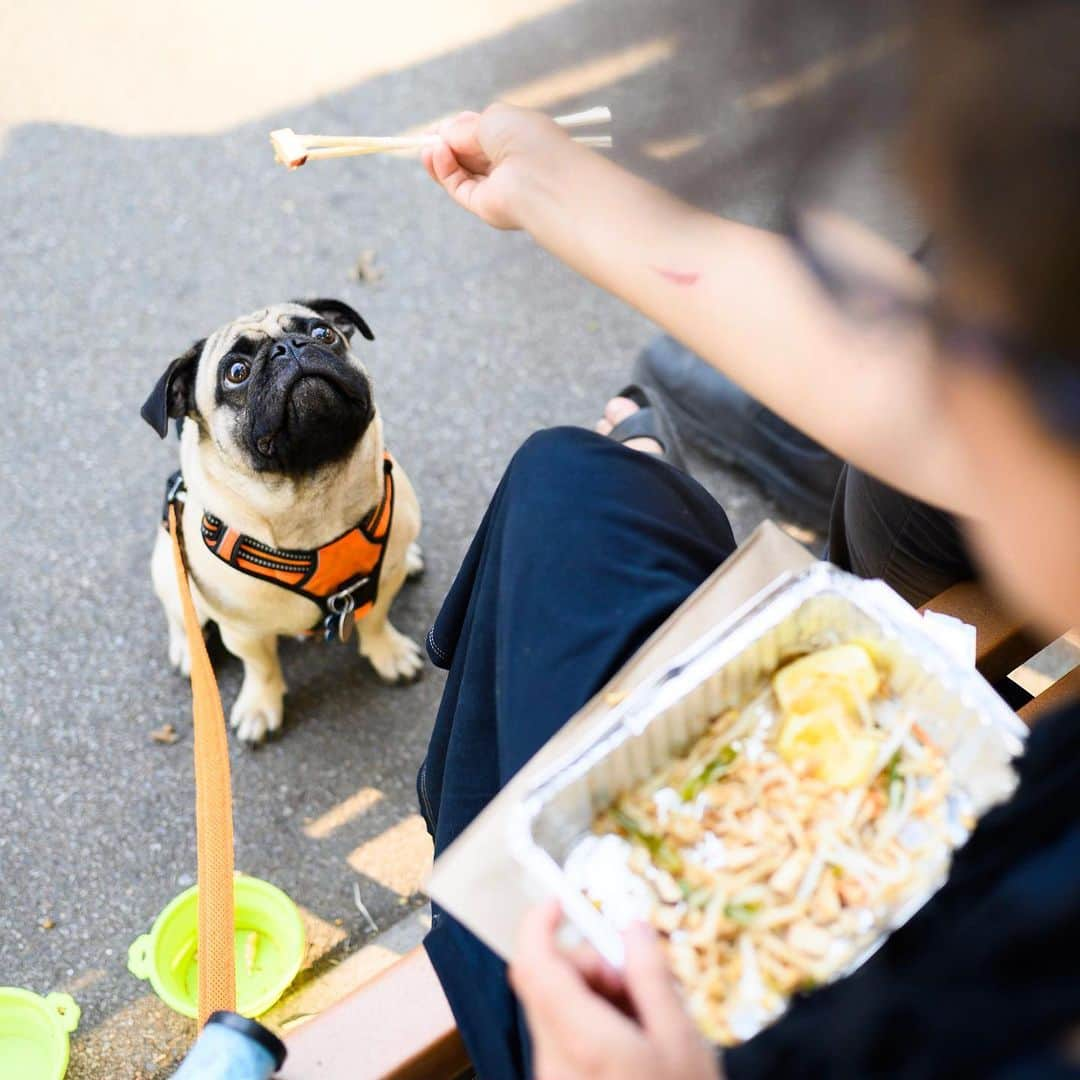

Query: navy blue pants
[417,427,737,1079]
[417,427,1080,1079]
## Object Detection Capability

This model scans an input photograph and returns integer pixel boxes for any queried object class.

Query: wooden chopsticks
[270,107,612,169]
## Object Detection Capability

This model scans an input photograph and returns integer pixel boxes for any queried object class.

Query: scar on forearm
[652,265,701,286]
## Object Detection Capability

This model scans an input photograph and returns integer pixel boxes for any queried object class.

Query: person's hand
[509,900,722,1080]
[420,104,570,230]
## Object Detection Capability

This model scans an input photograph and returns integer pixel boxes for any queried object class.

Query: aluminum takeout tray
[508,564,1028,990]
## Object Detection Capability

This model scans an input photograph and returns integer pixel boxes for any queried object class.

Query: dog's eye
[312,324,338,345]
[224,359,251,387]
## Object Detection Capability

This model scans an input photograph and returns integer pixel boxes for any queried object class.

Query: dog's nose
[269,339,302,363]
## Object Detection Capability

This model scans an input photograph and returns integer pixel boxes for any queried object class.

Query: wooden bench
[1019,663,1080,725]
[283,582,1076,1080]
[282,945,470,1080]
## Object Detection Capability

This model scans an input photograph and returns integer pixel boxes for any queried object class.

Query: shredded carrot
[911,722,941,754]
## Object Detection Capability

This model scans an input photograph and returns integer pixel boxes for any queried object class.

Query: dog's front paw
[360,624,423,684]
[229,682,285,744]
[168,628,192,678]
[405,541,425,580]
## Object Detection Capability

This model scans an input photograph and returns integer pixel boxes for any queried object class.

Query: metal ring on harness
[326,579,368,613]
[325,577,369,643]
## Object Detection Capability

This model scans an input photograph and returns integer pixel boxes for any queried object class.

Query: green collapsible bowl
[0,988,79,1080]
[127,875,305,1019]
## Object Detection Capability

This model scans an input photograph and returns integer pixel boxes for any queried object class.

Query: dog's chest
[181,503,332,635]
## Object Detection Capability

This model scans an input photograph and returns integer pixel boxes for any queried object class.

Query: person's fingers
[436,110,486,165]
[516,905,625,1003]
[565,941,609,982]
[622,923,698,1043]
[436,109,480,136]
[420,145,436,182]
[513,903,647,1075]
[512,903,634,1034]
[566,942,627,1003]
[429,139,462,183]
[510,899,563,1003]
[428,140,483,215]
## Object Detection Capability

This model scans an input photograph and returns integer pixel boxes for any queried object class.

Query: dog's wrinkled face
[142,299,376,475]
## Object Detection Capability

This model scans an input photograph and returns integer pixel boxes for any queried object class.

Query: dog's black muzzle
[248,337,373,474]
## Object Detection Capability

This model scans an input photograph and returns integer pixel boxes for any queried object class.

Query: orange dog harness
[164,454,395,643]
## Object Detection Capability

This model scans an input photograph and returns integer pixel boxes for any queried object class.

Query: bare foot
[594,395,663,455]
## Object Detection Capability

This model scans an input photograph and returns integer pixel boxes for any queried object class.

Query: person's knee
[508,426,602,483]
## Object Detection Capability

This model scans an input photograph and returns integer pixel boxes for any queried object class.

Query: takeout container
[0,988,80,1080]
[127,875,305,1019]
[509,565,1027,998]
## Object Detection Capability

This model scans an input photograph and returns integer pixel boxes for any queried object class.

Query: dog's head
[142,299,376,475]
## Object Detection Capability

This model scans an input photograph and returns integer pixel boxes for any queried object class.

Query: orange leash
[168,503,237,1026]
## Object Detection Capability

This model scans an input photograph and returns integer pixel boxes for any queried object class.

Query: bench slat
[282,946,470,1080]
[1019,664,1080,727]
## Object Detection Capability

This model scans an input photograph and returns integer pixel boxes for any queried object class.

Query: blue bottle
[172,1011,286,1079]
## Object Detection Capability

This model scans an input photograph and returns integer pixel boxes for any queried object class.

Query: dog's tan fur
[151,304,422,743]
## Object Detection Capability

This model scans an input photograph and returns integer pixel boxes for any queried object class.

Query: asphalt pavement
[0,1,914,1075]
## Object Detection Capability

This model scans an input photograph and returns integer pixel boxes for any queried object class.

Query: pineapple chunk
[773,646,883,789]
[773,644,880,715]
[819,731,880,788]
[776,707,881,788]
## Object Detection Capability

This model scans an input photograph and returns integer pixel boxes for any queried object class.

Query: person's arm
[423,105,979,516]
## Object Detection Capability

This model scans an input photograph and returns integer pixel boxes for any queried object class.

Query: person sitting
[411,0,1080,1074]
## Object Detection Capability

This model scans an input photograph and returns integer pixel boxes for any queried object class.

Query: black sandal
[604,383,687,471]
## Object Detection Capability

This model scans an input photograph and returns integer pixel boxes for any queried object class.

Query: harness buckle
[324,577,370,644]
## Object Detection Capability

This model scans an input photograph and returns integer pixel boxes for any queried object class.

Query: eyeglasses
[785,205,1080,443]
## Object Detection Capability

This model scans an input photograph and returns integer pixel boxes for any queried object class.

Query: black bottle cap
[205,1010,288,1071]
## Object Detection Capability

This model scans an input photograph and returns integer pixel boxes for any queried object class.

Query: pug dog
[143,299,423,743]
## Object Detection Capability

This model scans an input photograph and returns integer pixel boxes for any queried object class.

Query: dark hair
[905,0,1080,354]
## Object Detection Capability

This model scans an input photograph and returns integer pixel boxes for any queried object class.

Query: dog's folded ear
[141,338,206,438]
[295,297,375,342]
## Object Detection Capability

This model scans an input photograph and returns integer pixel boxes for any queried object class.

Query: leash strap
[168,502,237,1026]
